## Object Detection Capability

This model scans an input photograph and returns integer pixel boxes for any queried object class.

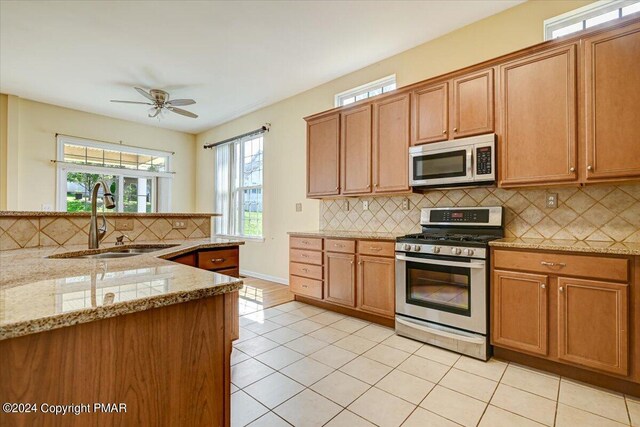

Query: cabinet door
[492,270,548,356]
[451,69,494,138]
[411,82,448,145]
[373,93,410,194]
[324,252,356,307]
[584,22,640,181]
[307,113,340,197]
[499,45,578,187]
[557,277,628,376]
[357,255,395,318]
[341,105,372,195]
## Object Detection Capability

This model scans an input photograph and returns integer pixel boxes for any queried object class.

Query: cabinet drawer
[290,236,323,250]
[197,249,239,270]
[215,267,240,278]
[290,275,322,299]
[290,262,323,280]
[357,240,395,257]
[290,248,323,265]
[325,239,356,253]
[493,250,628,282]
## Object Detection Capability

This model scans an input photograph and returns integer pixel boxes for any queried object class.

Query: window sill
[213,234,265,242]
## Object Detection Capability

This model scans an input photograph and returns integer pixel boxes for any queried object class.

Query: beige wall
[0,96,197,212]
[195,0,593,282]
[0,94,7,210]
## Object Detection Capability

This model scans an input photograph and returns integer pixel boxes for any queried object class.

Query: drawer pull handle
[301,254,309,258]
[211,258,225,263]
[369,247,382,251]
[334,243,344,248]
[541,261,566,267]
[302,285,308,288]
[302,268,309,272]
[302,240,309,244]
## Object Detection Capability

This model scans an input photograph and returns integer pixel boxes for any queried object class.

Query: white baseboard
[240,269,289,285]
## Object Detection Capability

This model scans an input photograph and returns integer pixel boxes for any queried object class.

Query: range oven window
[406,260,471,316]
[413,150,467,181]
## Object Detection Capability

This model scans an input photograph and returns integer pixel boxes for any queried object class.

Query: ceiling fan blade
[167,106,198,118]
[166,99,195,107]
[111,100,153,105]
[135,87,156,102]
[148,107,162,118]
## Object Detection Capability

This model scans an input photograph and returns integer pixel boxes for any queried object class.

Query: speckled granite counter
[288,230,400,241]
[490,238,640,256]
[0,238,244,340]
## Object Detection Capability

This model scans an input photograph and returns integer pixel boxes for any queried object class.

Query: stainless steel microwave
[409,133,496,188]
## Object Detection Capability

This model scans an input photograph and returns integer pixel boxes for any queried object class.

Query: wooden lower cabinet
[558,277,629,376]
[324,252,356,307]
[492,270,548,356]
[357,255,395,317]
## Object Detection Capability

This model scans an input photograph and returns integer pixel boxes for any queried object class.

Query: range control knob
[451,247,462,255]
[432,246,441,254]
[403,244,411,251]
[413,245,421,252]
[465,248,475,256]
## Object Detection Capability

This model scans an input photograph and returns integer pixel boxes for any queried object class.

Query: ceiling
[0,1,523,134]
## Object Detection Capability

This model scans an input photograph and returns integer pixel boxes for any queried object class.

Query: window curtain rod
[55,133,175,155]
[203,124,270,150]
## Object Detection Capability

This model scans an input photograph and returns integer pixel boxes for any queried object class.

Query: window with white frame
[55,135,173,213]
[544,0,640,40]
[335,74,397,107]
[214,134,263,238]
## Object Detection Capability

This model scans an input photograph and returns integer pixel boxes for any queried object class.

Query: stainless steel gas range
[395,206,504,360]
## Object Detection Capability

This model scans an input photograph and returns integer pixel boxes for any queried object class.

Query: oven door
[395,253,487,334]
[409,146,473,187]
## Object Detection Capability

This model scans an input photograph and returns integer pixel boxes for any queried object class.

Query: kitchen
[1,1,640,426]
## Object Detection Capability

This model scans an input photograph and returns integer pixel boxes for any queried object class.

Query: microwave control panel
[476,146,492,176]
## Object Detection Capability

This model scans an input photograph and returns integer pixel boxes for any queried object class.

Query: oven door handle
[395,254,485,269]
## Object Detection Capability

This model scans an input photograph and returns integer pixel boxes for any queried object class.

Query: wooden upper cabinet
[557,277,629,376]
[341,105,372,195]
[583,22,640,182]
[411,82,448,145]
[492,270,548,356]
[357,255,395,318]
[307,113,340,197]
[324,252,356,307]
[373,92,410,193]
[499,44,578,187]
[451,69,494,138]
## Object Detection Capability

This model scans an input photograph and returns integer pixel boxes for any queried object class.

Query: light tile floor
[232,300,637,427]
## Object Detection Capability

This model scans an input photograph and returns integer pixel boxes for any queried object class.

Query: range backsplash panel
[320,184,640,243]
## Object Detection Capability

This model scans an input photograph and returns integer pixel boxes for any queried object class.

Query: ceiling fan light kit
[111,87,198,119]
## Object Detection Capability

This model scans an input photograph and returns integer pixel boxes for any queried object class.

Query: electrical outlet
[115,218,134,231]
[41,203,53,212]
[362,200,369,211]
[401,198,410,211]
[342,200,350,211]
[546,193,558,208]
[172,220,187,229]
[295,203,302,212]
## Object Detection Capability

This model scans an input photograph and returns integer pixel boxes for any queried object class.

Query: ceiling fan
[111,87,198,119]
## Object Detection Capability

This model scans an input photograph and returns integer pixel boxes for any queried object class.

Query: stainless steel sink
[78,252,140,259]
[47,244,181,259]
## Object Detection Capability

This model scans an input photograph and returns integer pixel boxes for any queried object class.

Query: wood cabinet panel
[357,240,395,257]
[290,275,323,299]
[557,277,629,376]
[307,113,340,197]
[324,252,356,307]
[290,262,323,280]
[452,69,494,138]
[325,238,356,253]
[373,92,410,193]
[171,252,196,266]
[290,248,323,265]
[197,248,239,270]
[492,270,549,356]
[411,82,448,145]
[341,105,372,194]
[290,236,323,251]
[584,22,640,181]
[499,44,578,186]
[357,255,395,318]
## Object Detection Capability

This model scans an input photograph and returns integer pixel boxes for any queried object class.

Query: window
[214,134,263,238]
[544,0,640,40]
[335,74,397,107]
[56,135,173,213]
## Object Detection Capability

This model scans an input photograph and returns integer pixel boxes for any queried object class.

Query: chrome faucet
[89,181,116,249]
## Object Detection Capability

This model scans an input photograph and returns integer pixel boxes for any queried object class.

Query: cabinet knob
[442,130,447,134]
[358,261,362,265]
[587,165,593,171]
[453,128,458,132]
[350,261,354,265]
[569,167,575,172]
[559,286,564,292]
[540,284,546,289]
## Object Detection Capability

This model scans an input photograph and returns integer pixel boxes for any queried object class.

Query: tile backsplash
[320,184,640,242]
[0,215,211,250]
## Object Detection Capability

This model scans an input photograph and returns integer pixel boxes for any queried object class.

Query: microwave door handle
[395,254,485,269]
[467,149,473,177]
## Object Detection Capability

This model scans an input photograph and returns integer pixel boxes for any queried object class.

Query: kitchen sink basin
[47,244,181,259]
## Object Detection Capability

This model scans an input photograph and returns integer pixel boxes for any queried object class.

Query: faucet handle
[115,234,131,246]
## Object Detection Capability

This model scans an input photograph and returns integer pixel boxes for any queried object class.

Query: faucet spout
[89,180,116,249]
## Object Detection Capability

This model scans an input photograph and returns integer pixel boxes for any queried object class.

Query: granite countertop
[288,230,400,241]
[490,238,640,256]
[0,211,220,217]
[0,238,245,340]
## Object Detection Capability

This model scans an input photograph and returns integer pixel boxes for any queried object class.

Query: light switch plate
[115,218,134,231]
[172,220,187,229]
[546,193,558,208]
[401,198,410,211]
[362,200,369,211]
[295,203,302,212]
